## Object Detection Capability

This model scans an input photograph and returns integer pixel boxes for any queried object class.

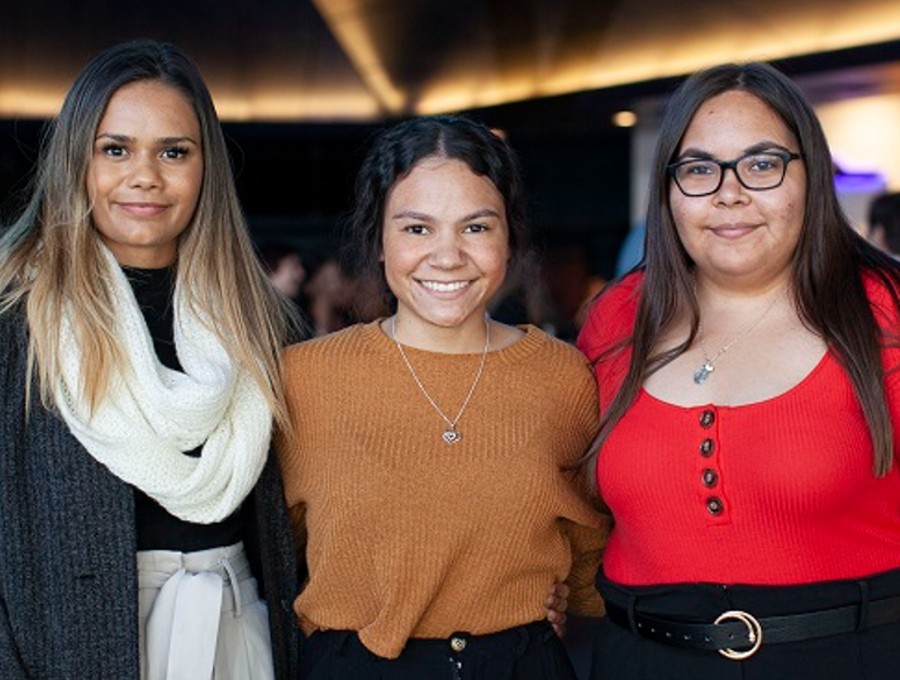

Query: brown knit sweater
[276,320,607,659]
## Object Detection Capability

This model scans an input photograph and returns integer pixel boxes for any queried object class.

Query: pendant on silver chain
[391,314,488,446]
[693,362,714,385]
[441,427,462,444]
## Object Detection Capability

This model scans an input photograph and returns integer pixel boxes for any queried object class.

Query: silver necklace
[391,315,490,444]
[693,288,784,385]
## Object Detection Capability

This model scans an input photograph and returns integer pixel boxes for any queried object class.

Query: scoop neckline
[639,347,831,410]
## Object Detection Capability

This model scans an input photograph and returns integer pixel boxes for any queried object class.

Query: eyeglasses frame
[667,150,803,197]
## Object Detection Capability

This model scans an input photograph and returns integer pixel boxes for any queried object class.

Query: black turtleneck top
[124,266,243,551]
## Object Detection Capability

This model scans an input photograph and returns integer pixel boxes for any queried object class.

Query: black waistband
[311,620,557,661]
[606,593,900,655]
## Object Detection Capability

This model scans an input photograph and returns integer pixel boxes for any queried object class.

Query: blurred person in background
[259,240,308,301]
[867,191,900,258]
[302,255,357,336]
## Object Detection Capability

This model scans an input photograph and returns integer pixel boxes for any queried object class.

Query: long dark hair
[590,61,900,477]
[0,38,295,425]
[342,114,529,306]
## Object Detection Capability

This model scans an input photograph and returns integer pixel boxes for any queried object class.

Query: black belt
[606,593,900,660]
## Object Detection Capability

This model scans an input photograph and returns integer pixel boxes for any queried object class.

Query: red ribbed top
[577,272,900,586]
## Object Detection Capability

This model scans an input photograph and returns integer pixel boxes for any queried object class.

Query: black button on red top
[699,438,715,457]
[706,497,723,515]
[699,410,715,428]
[702,469,718,487]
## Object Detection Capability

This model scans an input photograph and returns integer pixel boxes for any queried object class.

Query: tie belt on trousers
[138,541,259,679]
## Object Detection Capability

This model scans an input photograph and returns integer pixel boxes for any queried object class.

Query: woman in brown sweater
[277,115,607,679]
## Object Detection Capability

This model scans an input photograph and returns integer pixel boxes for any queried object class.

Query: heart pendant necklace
[392,314,490,444]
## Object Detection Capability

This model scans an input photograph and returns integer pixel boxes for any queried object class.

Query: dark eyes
[162,146,190,159]
[100,143,126,157]
[747,157,778,172]
[402,223,489,235]
[97,144,191,160]
[683,163,715,176]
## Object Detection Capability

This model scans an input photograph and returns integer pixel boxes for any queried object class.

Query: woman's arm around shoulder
[560,513,611,618]
[547,337,609,617]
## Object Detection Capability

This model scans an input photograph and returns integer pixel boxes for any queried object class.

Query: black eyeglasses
[667,150,802,197]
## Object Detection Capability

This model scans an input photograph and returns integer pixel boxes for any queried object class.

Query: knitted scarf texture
[54,248,272,523]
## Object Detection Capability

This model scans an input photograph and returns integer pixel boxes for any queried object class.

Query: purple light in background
[832,156,887,194]
[834,171,887,193]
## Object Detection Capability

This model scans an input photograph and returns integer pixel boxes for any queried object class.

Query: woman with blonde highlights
[0,39,300,679]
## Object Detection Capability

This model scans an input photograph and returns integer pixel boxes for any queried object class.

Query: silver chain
[391,314,490,442]
[693,285,785,385]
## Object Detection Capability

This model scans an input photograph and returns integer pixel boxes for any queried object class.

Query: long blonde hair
[0,39,297,428]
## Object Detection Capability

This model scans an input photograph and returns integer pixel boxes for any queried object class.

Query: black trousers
[300,620,578,680]
[590,567,900,680]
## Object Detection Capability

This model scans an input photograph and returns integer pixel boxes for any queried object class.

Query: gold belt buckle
[714,610,763,660]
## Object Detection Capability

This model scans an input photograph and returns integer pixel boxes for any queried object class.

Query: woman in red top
[578,61,900,679]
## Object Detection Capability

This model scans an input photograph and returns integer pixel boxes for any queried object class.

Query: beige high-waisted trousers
[137,542,274,680]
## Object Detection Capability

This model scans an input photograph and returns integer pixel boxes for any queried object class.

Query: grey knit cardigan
[0,307,301,679]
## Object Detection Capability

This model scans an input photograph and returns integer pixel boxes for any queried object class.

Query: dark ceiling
[5,0,900,122]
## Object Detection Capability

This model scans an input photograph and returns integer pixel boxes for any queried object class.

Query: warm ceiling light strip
[0,88,384,122]
[412,6,900,115]
[213,91,383,122]
[312,0,406,115]
[0,88,67,118]
[3,2,900,121]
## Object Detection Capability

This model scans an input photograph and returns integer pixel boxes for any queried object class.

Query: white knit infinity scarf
[54,247,273,523]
